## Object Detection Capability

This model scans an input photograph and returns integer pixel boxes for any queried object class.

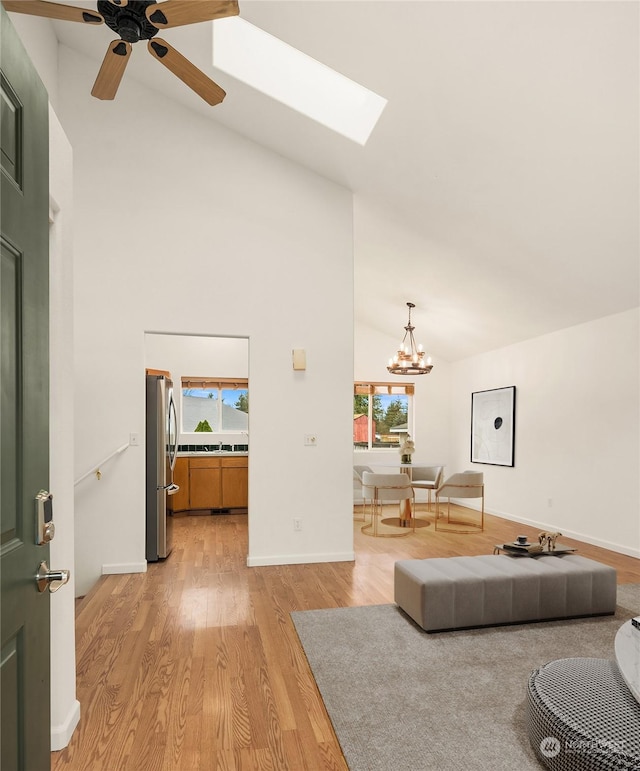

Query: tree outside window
[354,383,413,449]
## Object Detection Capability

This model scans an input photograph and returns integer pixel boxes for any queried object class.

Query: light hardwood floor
[52,506,640,770]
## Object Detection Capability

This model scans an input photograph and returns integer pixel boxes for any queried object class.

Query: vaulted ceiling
[35,1,640,359]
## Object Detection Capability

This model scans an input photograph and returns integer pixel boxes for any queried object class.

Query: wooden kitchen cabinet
[169,455,248,512]
[221,456,248,509]
[189,457,222,510]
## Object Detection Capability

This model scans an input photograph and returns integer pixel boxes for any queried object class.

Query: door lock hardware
[36,561,70,593]
[35,490,55,545]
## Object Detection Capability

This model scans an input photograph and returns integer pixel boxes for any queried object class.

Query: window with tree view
[181,377,249,432]
[354,382,414,449]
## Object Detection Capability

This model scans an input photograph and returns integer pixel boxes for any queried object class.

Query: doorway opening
[144,332,250,549]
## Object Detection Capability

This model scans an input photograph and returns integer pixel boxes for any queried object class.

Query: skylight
[212,17,387,145]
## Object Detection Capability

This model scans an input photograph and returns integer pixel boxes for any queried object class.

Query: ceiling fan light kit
[2,0,239,103]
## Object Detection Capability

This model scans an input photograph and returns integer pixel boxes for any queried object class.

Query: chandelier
[387,302,433,376]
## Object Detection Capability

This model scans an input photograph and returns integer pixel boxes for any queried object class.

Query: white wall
[450,308,640,556]
[5,14,59,109]
[49,107,79,747]
[7,15,79,750]
[55,44,354,592]
[144,332,249,444]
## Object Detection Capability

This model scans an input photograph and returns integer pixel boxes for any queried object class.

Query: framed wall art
[471,386,516,467]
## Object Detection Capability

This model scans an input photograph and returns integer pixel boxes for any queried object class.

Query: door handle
[168,395,178,472]
[36,561,70,594]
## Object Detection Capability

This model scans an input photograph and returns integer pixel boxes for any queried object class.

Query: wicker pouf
[527,658,640,770]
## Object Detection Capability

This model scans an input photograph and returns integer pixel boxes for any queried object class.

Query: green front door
[1,6,51,769]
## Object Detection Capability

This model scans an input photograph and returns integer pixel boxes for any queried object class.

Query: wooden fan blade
[146,0,238,29]
[2,0,103,24]
[148,39,225,106]
[91,40,132,100]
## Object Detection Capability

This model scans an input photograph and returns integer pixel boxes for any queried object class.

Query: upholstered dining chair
[360,472,415,537]
[434,471,484,533]
[354,465,373,488]
[353,465,373,521]
[410,466,444,513]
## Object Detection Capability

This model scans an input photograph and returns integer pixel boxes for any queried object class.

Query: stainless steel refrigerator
[145,372,179,561]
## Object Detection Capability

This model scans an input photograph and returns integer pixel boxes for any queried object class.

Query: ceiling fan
[2,0,239,104]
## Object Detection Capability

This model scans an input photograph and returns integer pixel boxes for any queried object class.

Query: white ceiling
[46,0,640,360]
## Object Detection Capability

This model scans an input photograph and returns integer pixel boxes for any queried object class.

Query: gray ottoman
[527,657,640,770]
[394,555,617,632]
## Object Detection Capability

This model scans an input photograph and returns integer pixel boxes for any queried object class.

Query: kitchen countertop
[177,443,248,457]
[177,451,248,457]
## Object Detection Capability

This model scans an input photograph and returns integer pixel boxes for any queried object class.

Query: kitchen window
[181,377,248,433]
[354,382,414,450]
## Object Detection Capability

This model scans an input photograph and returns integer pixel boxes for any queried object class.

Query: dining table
[368,461,445,525]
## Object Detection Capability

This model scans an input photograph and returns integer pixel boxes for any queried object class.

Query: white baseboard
[102,562,147,575]
[451,500,640,560]
[247,551,355,567]
[494,512,640,559]
[51,698,80,751]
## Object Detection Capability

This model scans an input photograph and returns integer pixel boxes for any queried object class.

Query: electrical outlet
[304,435,317,446]
[130,432,140,446]
[547,498,553,508]
[293,518,302,531]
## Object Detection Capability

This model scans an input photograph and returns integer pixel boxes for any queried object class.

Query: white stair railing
[74,442,129,486]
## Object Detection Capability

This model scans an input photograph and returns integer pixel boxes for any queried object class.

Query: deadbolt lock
[35,490,55,545]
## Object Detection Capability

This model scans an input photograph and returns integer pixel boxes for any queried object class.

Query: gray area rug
[291,584,639,771]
